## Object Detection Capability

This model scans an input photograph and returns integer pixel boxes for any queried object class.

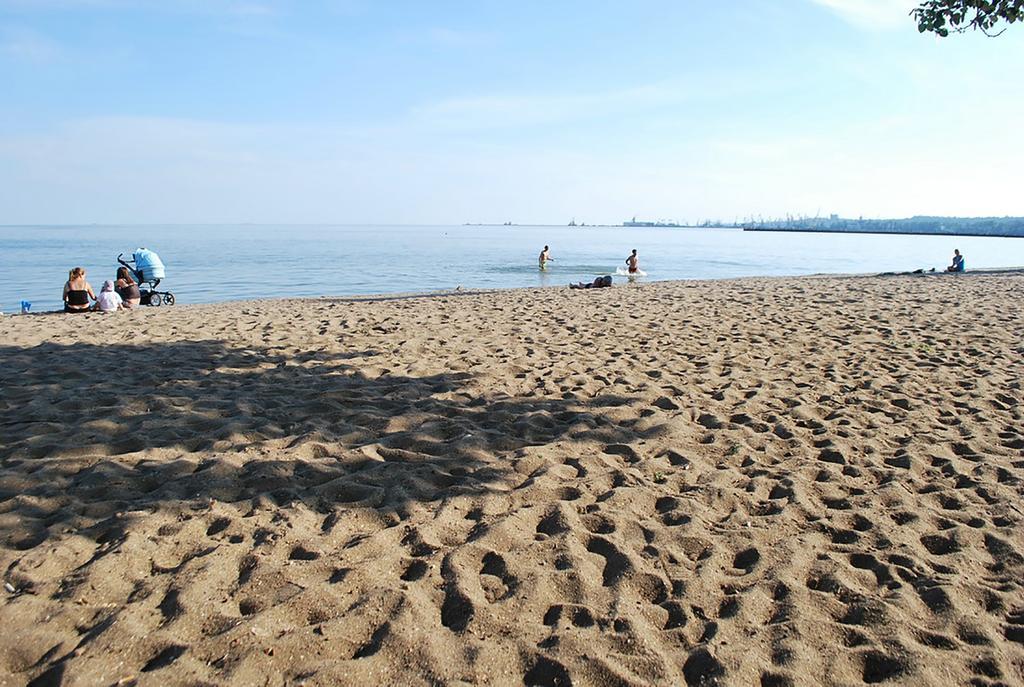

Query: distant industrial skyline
[1,0,1022,225]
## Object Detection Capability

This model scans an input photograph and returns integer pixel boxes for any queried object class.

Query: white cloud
[410,83,684,130]
[0,0,276,15]
[3,108,1022,226]
[405,27,494,49]
[1,27,61,62]
[406,72,782,132]
[807,0,918,29]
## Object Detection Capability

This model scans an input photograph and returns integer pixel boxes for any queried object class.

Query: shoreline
[7,266,1024,317]
[2,273,1024,685]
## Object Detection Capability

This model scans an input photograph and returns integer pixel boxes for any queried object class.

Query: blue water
[2,224,1023,313]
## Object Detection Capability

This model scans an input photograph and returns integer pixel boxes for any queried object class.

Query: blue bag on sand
[20,300,31,314]
[134,248,166,281]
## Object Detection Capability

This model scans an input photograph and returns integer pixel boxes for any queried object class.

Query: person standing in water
[539,245,554,269]
[625,249,639,274]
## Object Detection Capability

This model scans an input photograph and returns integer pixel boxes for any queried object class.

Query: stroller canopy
[134,248,165,282]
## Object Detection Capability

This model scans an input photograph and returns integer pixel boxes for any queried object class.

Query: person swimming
[539,245,553,269]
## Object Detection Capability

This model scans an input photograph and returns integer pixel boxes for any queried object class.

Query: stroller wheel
[150,292,162,307]
[163,293,175,306]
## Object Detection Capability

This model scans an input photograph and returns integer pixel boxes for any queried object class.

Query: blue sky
[1,0,1022,224]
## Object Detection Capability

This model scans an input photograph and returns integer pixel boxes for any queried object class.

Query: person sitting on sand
[946,249,965,273]
[539,245,553,269]
[625,249,639,274]
[115,266,141,308]
[63,267,96,314]
[570,275,613,290]
[94,280,123,312]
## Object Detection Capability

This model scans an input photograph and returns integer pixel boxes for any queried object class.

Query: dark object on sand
[571,275,613,290]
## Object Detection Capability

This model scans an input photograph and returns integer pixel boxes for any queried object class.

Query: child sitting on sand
[94,280,124,312]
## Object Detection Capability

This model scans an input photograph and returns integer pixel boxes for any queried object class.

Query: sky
[1,0,1022,225]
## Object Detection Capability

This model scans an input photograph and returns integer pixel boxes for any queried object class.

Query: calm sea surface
[2,224,1023,313]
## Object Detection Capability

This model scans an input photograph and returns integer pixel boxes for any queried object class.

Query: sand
[1,273,1023,687]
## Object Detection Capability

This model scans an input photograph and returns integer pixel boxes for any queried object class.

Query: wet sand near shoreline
[1,273,1023,686]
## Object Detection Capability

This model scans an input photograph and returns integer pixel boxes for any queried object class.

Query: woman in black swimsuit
[115,267,141,308]
[63,267,96,313]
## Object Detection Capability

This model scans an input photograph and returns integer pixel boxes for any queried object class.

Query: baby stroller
[117,249,175,306]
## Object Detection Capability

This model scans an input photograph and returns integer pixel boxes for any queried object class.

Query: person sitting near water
[946,249,965,273]
[570,275,613,289]
[94,280,123,312]
[115,266,141,308]
[63,267,96,313]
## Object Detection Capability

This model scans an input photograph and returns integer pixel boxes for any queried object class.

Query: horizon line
[4,214,1024,229]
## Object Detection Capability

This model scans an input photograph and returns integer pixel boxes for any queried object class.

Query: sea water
[1,224,1023,313]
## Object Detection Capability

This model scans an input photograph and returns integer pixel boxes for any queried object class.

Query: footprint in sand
[439,554,474,633]
[603,444,641,464]
[401,527,437,558]
[288,545,320,561]
[919,533,960,556]
[564,457,587,477]
[479,552,517,603]
[682,647,725,687]
[351,622,392,659]
[400,560,428,582]
[536,507,570,537]
[913,629,957,650]
[1004,607,1024,644]
[732,547,760,574]
[662,600,688,630]
[655,496,691,526]
[522,655,572,687]
[141,645,188,673]
[158,588,184,626]
[556,486,583,502]
[860,650,912,684]
[580,513,615,535]
[586,537,632,586]
[848,553,897,588]
[543,604,596,629]
[760,673,795,687]
[661,449,691,468]
[718,591,740,619]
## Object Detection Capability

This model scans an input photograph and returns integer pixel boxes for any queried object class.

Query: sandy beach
[1,273,1022,686]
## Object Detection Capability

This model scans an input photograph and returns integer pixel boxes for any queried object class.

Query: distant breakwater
[743,227,1024,239]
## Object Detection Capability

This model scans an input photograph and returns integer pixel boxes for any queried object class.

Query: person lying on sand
[570,275,613,289]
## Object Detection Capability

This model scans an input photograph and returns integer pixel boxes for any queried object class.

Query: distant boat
[568,218,577,226]
[623,216,683,228]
